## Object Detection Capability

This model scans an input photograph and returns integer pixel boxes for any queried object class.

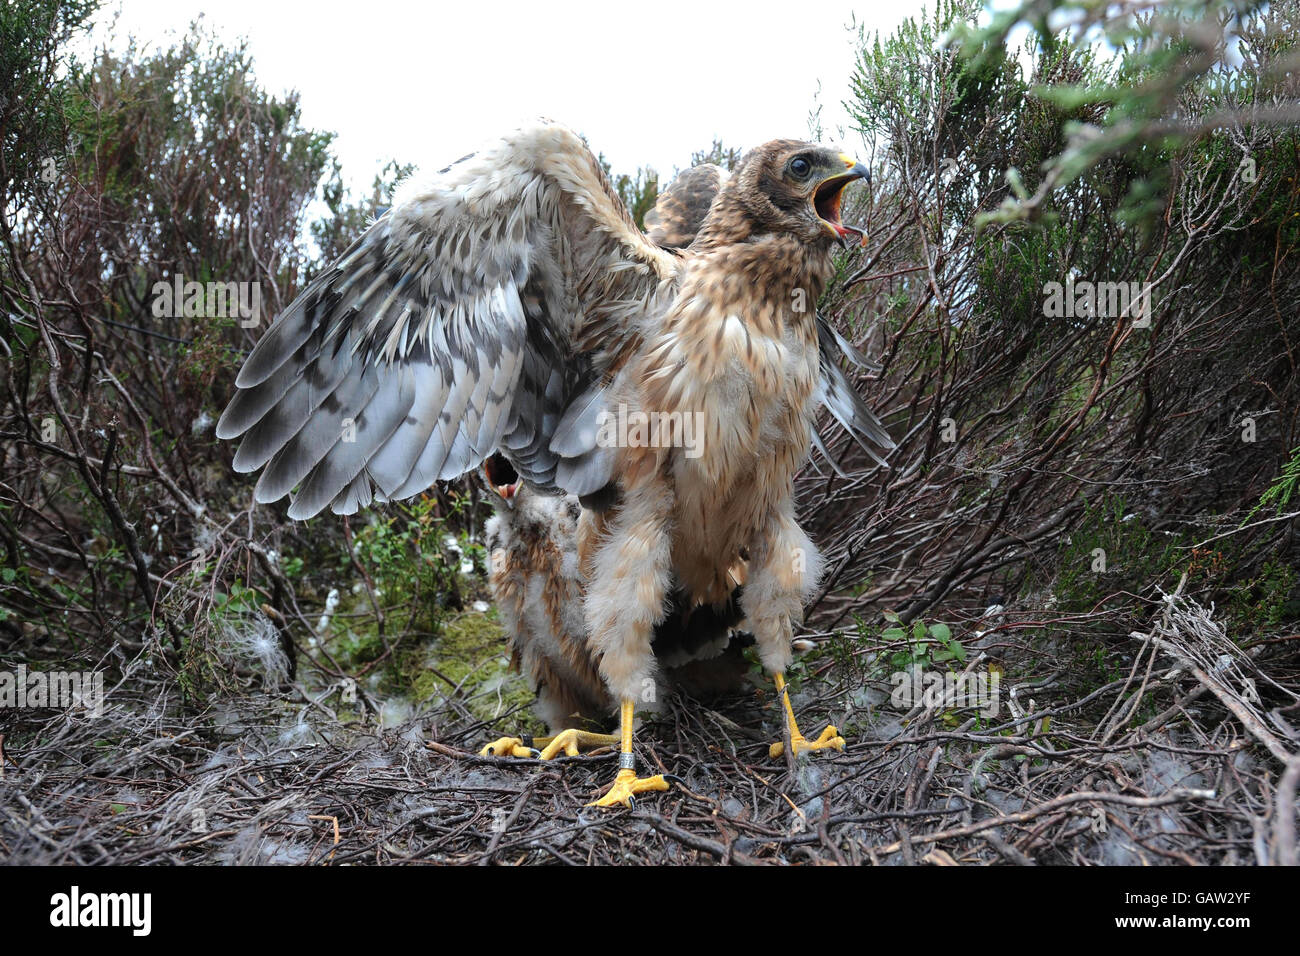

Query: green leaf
[928,622,951,642]
[882,627,907,642]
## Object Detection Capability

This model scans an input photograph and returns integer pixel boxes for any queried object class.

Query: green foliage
[63,25,337,292]
[595,153,658,230]
[881,610,966,672]
[954,0,1297,232]
[343,494,462,635]
[849,0,978,142]
[173,581,265,702]
[690,139,743,172]
[972,224,1062,334]
[0,0,99,210]
[404,612,535,726]
[835,0,1300,667]
[1050,494,1184,616]
[1243,445,1300,524]
[1225,560,1298,636]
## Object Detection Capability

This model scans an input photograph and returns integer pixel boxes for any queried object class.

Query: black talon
[528,748,542,759]
[664,774,684,786]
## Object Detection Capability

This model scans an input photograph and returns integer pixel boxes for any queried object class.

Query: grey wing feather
[816,314,894,469]
[287,365,418,519]
[809,429,849,479]
[549,383,608,457]
[820,314,882,374]
[556,443,616,498]
[550,382,616,496]
[253,359,383,504]
[499,339,575,488]
[216,121,677,519]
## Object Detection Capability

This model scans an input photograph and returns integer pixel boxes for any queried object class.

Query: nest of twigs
[4,582,1296,866]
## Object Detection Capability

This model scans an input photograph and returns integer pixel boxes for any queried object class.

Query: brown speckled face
[742,142,871,247]
[689,141,870,255]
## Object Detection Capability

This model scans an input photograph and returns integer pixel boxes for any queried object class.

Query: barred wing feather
[216,121,678,518]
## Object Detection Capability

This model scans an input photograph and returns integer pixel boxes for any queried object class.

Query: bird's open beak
[483,453,520,509]
[494,481,519,508]
[813,155,870,248]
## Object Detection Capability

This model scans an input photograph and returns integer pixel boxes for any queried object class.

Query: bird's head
[481,452,522,509]
[714,141,871,250]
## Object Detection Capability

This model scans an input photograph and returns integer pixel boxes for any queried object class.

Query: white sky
[84,0,926,194]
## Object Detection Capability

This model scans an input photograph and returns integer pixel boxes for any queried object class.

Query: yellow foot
[479,729,620,760]
[479,736,538,758]
[537,729,619,759]
[587,767,673,809]
[769,724,846,759]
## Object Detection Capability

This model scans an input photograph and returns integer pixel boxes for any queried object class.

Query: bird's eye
[789,157,812,180]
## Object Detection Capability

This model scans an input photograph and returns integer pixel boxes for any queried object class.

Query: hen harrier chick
[217,121,892,807]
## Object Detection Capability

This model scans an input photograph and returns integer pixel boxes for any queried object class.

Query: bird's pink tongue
[836,223,868,248]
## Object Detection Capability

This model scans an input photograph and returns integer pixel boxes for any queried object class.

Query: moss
[401,610,540,729]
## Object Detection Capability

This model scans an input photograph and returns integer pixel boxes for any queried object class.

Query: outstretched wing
[645,163,730,250]
[645,162,894,467]
[217,121,680,519]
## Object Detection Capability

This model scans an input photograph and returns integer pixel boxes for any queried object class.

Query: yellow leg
[586,699,675,809]
[479,728,619,759]
[769,672,846,759]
